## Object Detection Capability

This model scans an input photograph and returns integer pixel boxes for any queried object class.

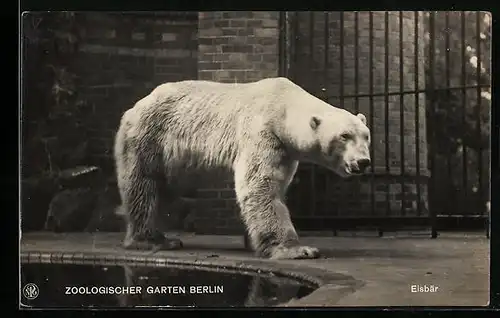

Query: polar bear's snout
[353,158,371,174]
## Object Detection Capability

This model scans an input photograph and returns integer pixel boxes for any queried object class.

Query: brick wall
[197,11,280,83]
[76,12,198,173]
[192,11,281,234]
[287,12,429,218]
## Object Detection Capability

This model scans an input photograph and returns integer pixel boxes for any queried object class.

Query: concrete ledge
[20,232,490,307]
[20,250,363,307]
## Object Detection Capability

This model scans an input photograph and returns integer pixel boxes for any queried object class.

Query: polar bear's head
[310,110,371,178]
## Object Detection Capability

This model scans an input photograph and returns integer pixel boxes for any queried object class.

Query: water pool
[21,262,315,308]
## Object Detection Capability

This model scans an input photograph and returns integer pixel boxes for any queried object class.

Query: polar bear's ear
[357,113,367,125]
[310,116,321,130]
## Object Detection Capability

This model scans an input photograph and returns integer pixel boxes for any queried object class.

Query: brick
[214,74,234,83]
[244,70,264,81]
[222,28,239,36]
[199,19,214,29]
[199,44,220,54]
[198,71,213,80]
[199,61,222,70]
[212,53,231,62]
[255,28,278,38]
[262,19,278,28]
[214,20,230,28]
[225,199,238,209]
[247,19,263,28]
[219,190,235,198]
[237,28,254,36]
[132,32,146,40]
[198,52,215,62]
[222,44,254,53]
[201,28,223,37]
[262,53,277,63]
[227,36,248,45]
[228,52,247,62]
[212,37,231,45]
[228,70,250,79]
[247,54,263,62]
[197,190,219,199]
[257,37,278,46]
[229,20,246,28]
[104,29,116,39]
[211,70,231,80]
[161,33,177,42]
[223,11,250,19]
[252,12,272,19]
[217,209,236,218]
[205,200,227,209]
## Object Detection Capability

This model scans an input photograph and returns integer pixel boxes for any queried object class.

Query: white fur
[114,77,371,258]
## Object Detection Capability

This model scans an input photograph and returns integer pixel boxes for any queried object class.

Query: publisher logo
[22,283,39,300]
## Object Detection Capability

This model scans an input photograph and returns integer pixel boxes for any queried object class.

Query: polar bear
[114,77,371,259]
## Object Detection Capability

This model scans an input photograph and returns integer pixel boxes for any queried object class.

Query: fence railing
[279,11,491,236]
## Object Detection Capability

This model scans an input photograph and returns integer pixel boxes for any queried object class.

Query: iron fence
[279,11,491,236]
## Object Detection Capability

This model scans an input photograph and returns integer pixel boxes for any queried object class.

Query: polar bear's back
[148,77,294,115]
[128,78,297,169]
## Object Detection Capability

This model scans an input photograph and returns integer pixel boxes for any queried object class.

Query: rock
[85,184,124,232]
[44,188,97,232]
[58,166,101,189]
[84,181,200,233]
[22,176,59,231]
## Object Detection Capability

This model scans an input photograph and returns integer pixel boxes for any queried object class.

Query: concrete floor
[20,231,490,307]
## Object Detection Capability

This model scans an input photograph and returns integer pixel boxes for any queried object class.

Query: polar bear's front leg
[234,155,320,260]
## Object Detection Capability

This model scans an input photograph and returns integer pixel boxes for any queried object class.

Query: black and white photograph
[20,11,491,308]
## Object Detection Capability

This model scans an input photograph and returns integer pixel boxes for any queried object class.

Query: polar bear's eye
[340,133,351,140]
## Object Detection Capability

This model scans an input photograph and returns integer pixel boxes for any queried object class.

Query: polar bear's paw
[269,245,320,260]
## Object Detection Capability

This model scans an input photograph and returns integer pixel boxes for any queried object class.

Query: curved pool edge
[20,251,365,307]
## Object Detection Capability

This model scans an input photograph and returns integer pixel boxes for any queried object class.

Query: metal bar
[293,215,487,220]
[369,12,376,218]
[339,12,346,218]
[323,12,330,220]
[414,11,422,217]
[445,12,453,217]
[292,12,300,81]
[353,11,361,220]
[354,12,359,114]
[292,215,487,232]
[384,11,391,223]
[340,12,345,104]
[309,12,314,90]
[304,172,430,183]
[324,84,490,100]
[461,12,468,216]
[428,11,438,238]
[324,12,329,93]
[475,11,484,216]
[309,12,316,217]
[399,11,406,217]
[278,11,287,77]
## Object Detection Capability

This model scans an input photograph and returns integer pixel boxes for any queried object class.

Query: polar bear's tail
[113,108,136,217]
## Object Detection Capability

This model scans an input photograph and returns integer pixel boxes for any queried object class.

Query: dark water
[20,263,315,308]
